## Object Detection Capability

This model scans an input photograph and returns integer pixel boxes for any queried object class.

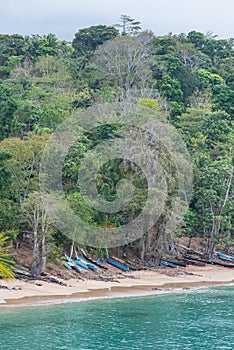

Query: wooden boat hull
[180,258,206,267]
[184,256,234,268]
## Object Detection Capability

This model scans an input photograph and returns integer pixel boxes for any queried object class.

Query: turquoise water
[0,286,233,350]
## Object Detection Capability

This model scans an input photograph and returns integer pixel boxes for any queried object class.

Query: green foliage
[72,25,118,59]
[0,151,13,197]
[25,34,59,60]
[0,134,48,204]
[139,98,161,112]
[177,106,234,255]
[0,25,234,262]
[0,233,15,279]
[201,110,234,149]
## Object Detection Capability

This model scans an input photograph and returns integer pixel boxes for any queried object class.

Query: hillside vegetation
[0,16,233,276]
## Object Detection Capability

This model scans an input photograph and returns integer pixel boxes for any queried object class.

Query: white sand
[0,265,233,307]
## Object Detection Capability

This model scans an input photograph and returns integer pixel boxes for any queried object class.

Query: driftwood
[14,269,31,276]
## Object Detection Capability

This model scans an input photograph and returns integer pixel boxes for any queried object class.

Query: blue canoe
[82,254,108,270]
[104,258,130,272]
[65,254,83,273]
[216,252,234,262]
[80,259,98,271]
[62,261,72,270]
[75,256,98,271]
[74,258,89,269]
[65,254,74,263]
[161,261,179,268]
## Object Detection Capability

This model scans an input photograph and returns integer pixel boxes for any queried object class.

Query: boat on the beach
[65,254,84,273]
[104,257,130,271]
[166,259,186,267]
[184,255,234,268]
[82,252,109,270]
[161,261,179,268]
[74,258,89,269]
[212,260,234,268]
[75,256,98,271]
[215,252,234,262]
[179,257,206,267]
[62,261,72,270]
[73,264,84,273]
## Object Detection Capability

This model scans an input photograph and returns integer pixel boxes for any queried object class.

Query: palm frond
[0,233,15,279]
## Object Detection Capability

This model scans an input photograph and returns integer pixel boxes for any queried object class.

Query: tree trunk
[30,228,40,277]
[41,232,47,273]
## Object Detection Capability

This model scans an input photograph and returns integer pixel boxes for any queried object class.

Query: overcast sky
[1,0,234,41]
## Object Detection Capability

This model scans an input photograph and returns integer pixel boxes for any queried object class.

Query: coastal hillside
[0,16,233,277]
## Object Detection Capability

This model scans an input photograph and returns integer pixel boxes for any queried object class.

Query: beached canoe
[184,256,212,265]
[212,260,234,268]
[75,256,98,271]
[65,254,75,263]
[161,261,179,268]
[73,264,84,273]
[62,261,72,270]
[74,259,89,269]
[179,257,206,267]
[104,257,130,271]
[82,254,108,270]
[216,252,234,262]
[165,259,186,267]
[65,254,84,273]
[184,255,234,268]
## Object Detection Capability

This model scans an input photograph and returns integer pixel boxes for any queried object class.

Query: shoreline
[0,265,234,308]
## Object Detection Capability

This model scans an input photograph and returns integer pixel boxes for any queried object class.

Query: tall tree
[72,25,118,60]
[115,15,141,36]
[21,192,53,277]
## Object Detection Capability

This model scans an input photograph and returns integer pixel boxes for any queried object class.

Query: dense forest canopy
[0,16,233,276]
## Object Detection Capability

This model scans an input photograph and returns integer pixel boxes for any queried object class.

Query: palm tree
[0,233,15,279]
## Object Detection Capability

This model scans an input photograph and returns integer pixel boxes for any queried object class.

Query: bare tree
[174,42,207,72]
[21,192,53,276]
[93,32,154,98]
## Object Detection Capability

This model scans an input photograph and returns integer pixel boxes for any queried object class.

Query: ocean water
[0,286,233,350]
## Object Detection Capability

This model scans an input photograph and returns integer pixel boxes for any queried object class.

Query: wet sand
[0,265,233,307]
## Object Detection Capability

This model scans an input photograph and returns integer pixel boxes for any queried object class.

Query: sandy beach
[0,265,233,307]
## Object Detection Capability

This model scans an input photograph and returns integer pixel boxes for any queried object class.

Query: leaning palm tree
[0,233,15,279]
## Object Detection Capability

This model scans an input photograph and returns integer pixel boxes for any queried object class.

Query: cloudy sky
[1,0,234,41]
